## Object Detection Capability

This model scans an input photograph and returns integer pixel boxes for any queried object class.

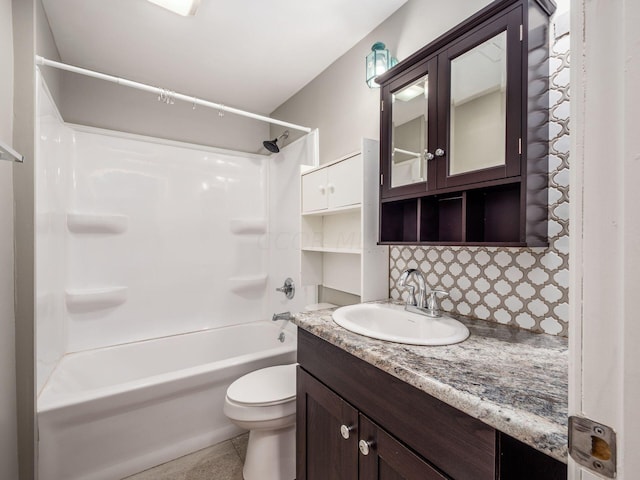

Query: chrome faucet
[398,269,448,318]
[272,311,293,343]
[398,269,427,308]
[272,311,293,322]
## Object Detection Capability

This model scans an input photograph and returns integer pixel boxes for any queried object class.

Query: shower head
[263,130,289,154]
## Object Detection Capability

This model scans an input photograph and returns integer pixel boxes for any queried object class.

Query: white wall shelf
[67,213,128,234]
[228,274,268,295]
[65,286,128,312]
[301,246,362,254]
[229,218,267,235]
[300,139,389,303]
[301,205,361,217]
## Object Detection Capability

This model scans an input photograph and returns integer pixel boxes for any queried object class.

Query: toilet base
[243,424,295,480]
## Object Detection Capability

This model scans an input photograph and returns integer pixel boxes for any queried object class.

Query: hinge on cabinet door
[518,137,522,155]
[569,416,616,478]
[380,174,383,186]
[520,24,523,41]
[381,100,384,112]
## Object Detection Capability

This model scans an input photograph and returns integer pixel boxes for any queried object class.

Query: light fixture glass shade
[147,0,201,16]
[366,42,396,88]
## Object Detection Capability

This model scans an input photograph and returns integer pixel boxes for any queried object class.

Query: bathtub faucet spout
[272,311,292,322]
[273,312,292,343]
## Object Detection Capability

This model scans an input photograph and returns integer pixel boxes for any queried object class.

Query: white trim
[66,123,267,161]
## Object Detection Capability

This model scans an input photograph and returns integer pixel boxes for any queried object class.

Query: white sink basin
[332,303,470,346]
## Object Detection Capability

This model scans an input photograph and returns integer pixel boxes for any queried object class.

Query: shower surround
[36,74,317,479]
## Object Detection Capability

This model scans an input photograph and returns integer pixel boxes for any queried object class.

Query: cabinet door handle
[358,439,374,456]
[424,151,435,161]
[340,424,354,439]
[327,183,335,194]
[435,148,446,157]
[318,185,326,195]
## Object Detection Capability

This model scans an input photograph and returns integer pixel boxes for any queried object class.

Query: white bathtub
[37,321,297,480]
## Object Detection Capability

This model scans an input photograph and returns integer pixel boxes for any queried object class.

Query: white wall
[36,82,274,355]
[36,76,69,392]
[59,73,271,155]
[268,131,319,315]
[270,0,492,164]
[0,0,19,478]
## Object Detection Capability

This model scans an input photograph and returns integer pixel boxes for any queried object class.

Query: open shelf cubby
[380,198,418,243]
[466,183,521,243]
[380,182,526,245]
[420,194,464,243]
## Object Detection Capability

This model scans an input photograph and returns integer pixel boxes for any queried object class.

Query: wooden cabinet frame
[377,0,553,246]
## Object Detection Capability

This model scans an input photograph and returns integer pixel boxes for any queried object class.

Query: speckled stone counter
[292,301,568,463]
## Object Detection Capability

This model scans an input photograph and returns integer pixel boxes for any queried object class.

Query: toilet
[223,363,297,480]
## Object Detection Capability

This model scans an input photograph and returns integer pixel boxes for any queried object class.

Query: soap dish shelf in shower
[228,274,268,295]
[67,212,128,234]
[229,218,267,235]
[65,286,128,312]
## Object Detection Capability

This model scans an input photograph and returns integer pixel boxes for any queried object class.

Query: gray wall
[270,0,492,165]
[59,73,270,153]
[36,0,62,105]
[35,2,270,154]
[0,0,18,478]
[13,0,37,477]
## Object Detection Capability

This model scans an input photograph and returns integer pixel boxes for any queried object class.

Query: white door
[301,167,328,213]
[327,154,362,209]
[569,1,640,479]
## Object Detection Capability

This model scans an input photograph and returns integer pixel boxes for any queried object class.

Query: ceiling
[41,0,407,115]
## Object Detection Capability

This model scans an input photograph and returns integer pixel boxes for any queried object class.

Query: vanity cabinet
[297,368,447,480]
[297,329,567,480]
[377,0,554,246]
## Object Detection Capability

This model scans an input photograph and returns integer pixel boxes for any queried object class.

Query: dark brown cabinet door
[380,56,438,199]
[297,367,358,480]
[358,415,449,480]
[435,7,523,189]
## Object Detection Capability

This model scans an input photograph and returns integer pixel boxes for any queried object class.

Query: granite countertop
[292,301,568,463]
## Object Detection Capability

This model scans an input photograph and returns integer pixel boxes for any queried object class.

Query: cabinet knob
[435,148,446,157]
[318,185,326,195]
[327,183,335,193]
[340,424,353,439]
[358,439,374,456]
[424,151,435,161]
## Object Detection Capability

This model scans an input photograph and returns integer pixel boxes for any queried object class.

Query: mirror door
[381,57,438,199]
[437,8,522,189]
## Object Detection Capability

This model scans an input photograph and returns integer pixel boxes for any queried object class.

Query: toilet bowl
[223,363,297,480]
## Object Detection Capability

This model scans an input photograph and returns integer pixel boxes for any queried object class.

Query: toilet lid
[227,364,297,406]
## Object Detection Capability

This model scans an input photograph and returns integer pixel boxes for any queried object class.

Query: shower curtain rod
[35,56,312,134]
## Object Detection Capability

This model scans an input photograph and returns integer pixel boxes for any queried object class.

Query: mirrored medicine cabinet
[377,0,555,246]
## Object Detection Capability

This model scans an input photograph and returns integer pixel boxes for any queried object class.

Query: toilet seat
[226,364,296,407]
[224,363,298,480]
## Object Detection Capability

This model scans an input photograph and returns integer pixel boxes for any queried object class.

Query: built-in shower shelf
[228,274,268,294]
[67,213,128,234]
[65,286,128,312]
[229,218,267,235]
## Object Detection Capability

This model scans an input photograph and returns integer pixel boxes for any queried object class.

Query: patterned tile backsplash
[390,26,570,337]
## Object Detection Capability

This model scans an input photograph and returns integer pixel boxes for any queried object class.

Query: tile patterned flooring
[124,433,248,480]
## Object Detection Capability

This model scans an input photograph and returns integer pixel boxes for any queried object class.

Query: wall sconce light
[365,42,397,88]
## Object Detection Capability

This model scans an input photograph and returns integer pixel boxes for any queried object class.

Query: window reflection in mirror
[449,31,507,176]
[391,73,428,188]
